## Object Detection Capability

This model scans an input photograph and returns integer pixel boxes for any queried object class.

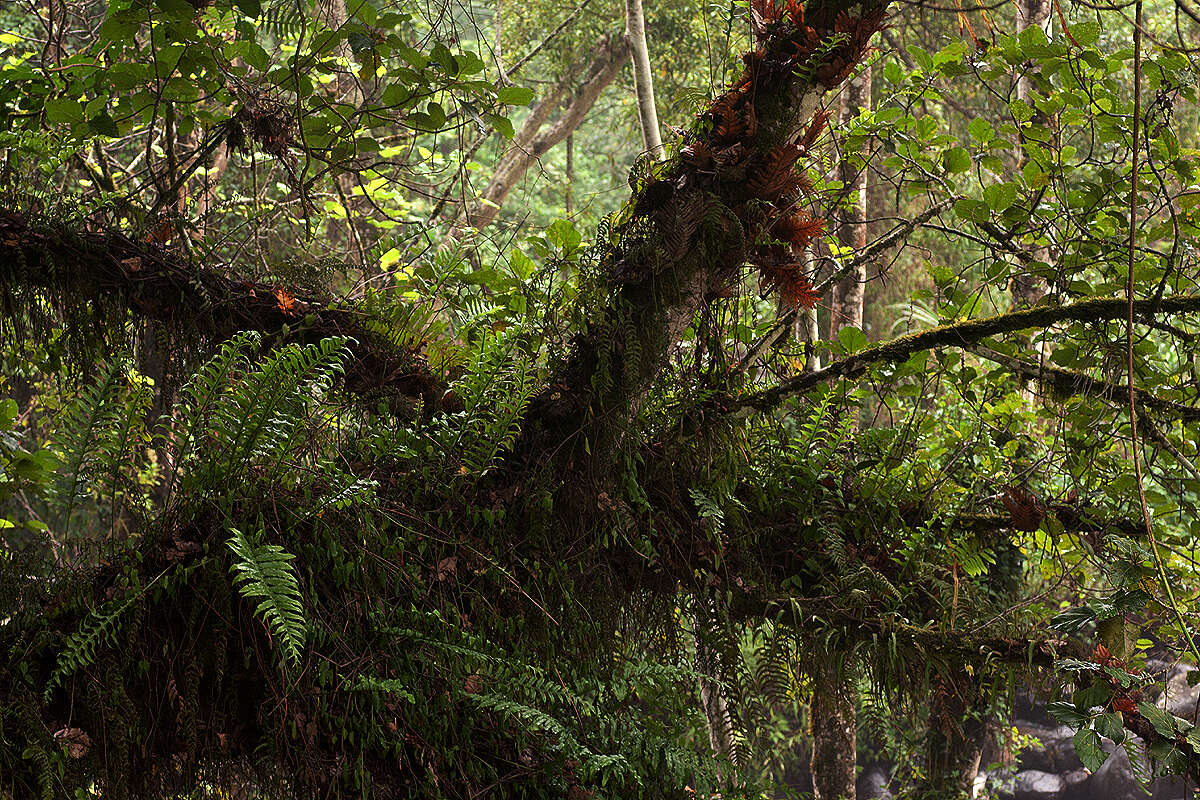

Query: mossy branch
[0,208,442,405]
[737,295,1200,412]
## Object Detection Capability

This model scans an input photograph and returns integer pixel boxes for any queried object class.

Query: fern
[44,590,141,702]
[171,336,352,496]
[52,361,132,530]
[227,527,307,668]
[452,329,539,474]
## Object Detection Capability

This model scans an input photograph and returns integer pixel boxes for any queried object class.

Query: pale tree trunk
[811,64,871,800]
[1010,0,1051,308]
[829,66,871,335]
[625,0,664,159]
[455,36,630,233]
[810,658,856,800]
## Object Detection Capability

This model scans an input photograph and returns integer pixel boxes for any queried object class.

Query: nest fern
[227,527,307,668]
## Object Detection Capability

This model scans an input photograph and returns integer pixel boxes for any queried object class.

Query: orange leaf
[273,287,299,316]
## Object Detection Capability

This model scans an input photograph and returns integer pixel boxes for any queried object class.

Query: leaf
[1074,728,1108,772]
[943,146,971,173]
[1047,701,1090,727]
[228,527,307,668]
[968,117,994,143]
[497,86,534,106]
[1050,605,1097,633]
[234,0,261,17]
[1096,712,1126,744]
[984,182,1017,212]
[45,99,84,124]
[488,113,514,139]
[1138,702,1181,739]
[837,326,868,354]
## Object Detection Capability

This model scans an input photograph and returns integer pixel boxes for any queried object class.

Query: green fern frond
[44,591,140,702]
[227,527,307,667]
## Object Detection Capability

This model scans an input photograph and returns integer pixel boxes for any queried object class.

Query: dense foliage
[4,0,1200,797]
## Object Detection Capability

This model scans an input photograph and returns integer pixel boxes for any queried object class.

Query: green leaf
[1072,20,1100,46]
[1074,728,1108,772]
[837,326,868,354]
[1047,701,1089,727]
[1096,712,1126,744]
[1138,702,1180,739]
[968,117,994,143]
[234,0,261,16]
[45,98,84,124]
[1050,605,1097,633]
[88,111,119,137]
[488,113,514,139]
[943,147,971,174]
[984,182,1018,212]
[496,86,534,106]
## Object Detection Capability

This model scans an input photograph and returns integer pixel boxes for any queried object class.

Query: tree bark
[625,0,664,159]
[1010,0,1051,308]
[829,65,871,335]
[811,62,870,800]
[810,658,856,800]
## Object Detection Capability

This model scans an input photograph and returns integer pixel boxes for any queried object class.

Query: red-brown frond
[761,263,820,309]
[834,10,857,33]
[785,0,804,25]
[773,211,826,248]
[748,144,802,200]
[798,109,831,151]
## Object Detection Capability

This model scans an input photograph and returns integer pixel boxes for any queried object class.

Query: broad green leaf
[968,117,994,143]
[45,98,84,124]
[984,182,1017,212]
[1074,728,1108,772]
[1138,702,1181,739]
[943,146,971,173]
[497,86,534,106]
[1096,712,1126,744]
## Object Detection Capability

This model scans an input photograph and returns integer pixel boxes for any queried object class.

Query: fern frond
[227,527,307,667]
[44,591,140,702]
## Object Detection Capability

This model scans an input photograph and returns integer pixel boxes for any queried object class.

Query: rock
[1014,770,1067,799]
[1079,747,1141,800]
[1156,664,1200,719]
[857,765,891,800]
[1015,723,1084,773]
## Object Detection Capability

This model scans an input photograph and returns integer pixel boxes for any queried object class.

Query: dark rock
[1016,723,1084,774]
[1079,748,1140,800]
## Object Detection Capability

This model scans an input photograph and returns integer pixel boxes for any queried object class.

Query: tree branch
[736,295,1200,413]
[0,208,443,405]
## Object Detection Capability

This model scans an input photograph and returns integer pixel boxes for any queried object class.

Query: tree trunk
[625,0,664,159]
[810,658,856,800]
[829,65,871,336]
[811,64,870,800]
[457,36,630,232]
[1010,0,1051,308]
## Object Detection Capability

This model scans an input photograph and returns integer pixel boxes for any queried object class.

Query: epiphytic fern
[227,527,307,668]
[44,589,143,702]
[52,360,152,533]
[170,335,353,498]
[452,328,539,475]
